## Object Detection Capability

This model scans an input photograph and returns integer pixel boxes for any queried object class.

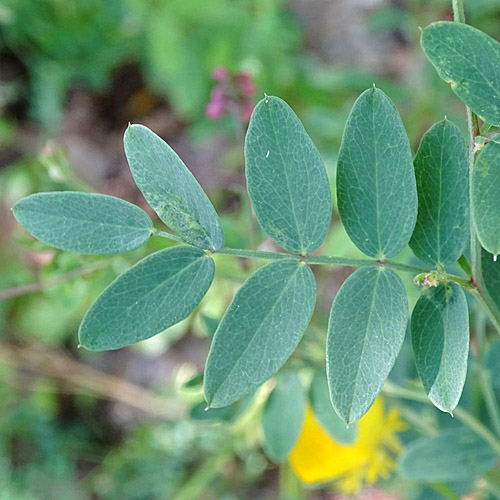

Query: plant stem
[170,445,233,500]
[431,483,462,500]
[479,369,500,439]
[452,0,481,283]
[467,107,481,281]
[472,290,500,334]
[279,461,306,500]
[151,228,186,244]
[0,261,107,301]
[383,381,500,455]
[452,0,465,23]
[214,247,428,273]
[215,247,298,261]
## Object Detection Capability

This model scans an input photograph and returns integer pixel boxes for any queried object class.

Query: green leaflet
[245,96,332,253]
[479,248,500,323]
[309,368,357,444]
[79,246,214,350]
[409,119,469,266]
[421,22,500,126]
[262,371,305,463]
[12,191,152,255]
[337,87,417,259]
[124,124,223,250]
[472,141,500,257]
[204,259,316,408]
[399,428,497,482]
[411,283,469,413]
[327,266,408,424]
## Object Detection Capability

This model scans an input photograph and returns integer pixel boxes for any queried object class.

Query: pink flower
[211,66,229,82]
[205,100,226,120]
[236,73,256,96]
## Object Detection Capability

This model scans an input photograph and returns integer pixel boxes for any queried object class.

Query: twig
[0,342,183,419]
[0,262,107,301]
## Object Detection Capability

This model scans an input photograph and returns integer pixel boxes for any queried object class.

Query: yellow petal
[289,408,368,484]
[289,397,403,490]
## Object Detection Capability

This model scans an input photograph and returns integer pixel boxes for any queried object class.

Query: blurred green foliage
[0,0,300,130]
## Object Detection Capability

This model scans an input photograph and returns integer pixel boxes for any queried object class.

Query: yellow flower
[289,397,404,494]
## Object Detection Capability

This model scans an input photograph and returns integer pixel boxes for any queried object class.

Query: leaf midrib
[208,261,303,405]
[267,102,304,251]
[345,268,383,423]
[81,252,208,340]
[26,210,150,232]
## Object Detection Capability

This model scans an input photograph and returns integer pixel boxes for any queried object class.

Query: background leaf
[124,124,223,250]
[245,96,332,253]
[79,246,214,350]
[327,266,408,424]
[472,141,500,257]
[13,191,152,255]
[409,119,469,266]
[421,22,500,126]
[479,248,500,322]
[309,368,357,444]
[262,371,305,463]
[336,87,417,258]
[399,428,498,482]
[411,283,469,413]
[204,260,316,408]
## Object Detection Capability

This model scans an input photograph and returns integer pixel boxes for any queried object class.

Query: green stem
[215,247,298,261]
[170,446,233,500]
[279,461,306,500]
[215,247,428,273]
[0,261,107,301]
[452,0,481,283]
[446,274,476,292]
[431,483,462,500]
[479,369,500,439]
[151,228,186,244]
[452,0,465,23]
[383,381,500,455]
[483,471,500,500]
[467,106,481,282]
[472,290,500,334]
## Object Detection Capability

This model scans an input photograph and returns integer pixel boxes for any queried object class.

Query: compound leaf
[421,22,500,126]
[399,428,497,482]
[262,371,305,463]
[309,368,357,444]
[204,259,315,408]
[472,141,500,257]
[79,246,214,350]
[13,191,152,255]
[411,283,469,413]
[124,124,223,250]
[409,119,469,265]
[327,266,408,424]
[245,96,332,253]
[337,87,417,258]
